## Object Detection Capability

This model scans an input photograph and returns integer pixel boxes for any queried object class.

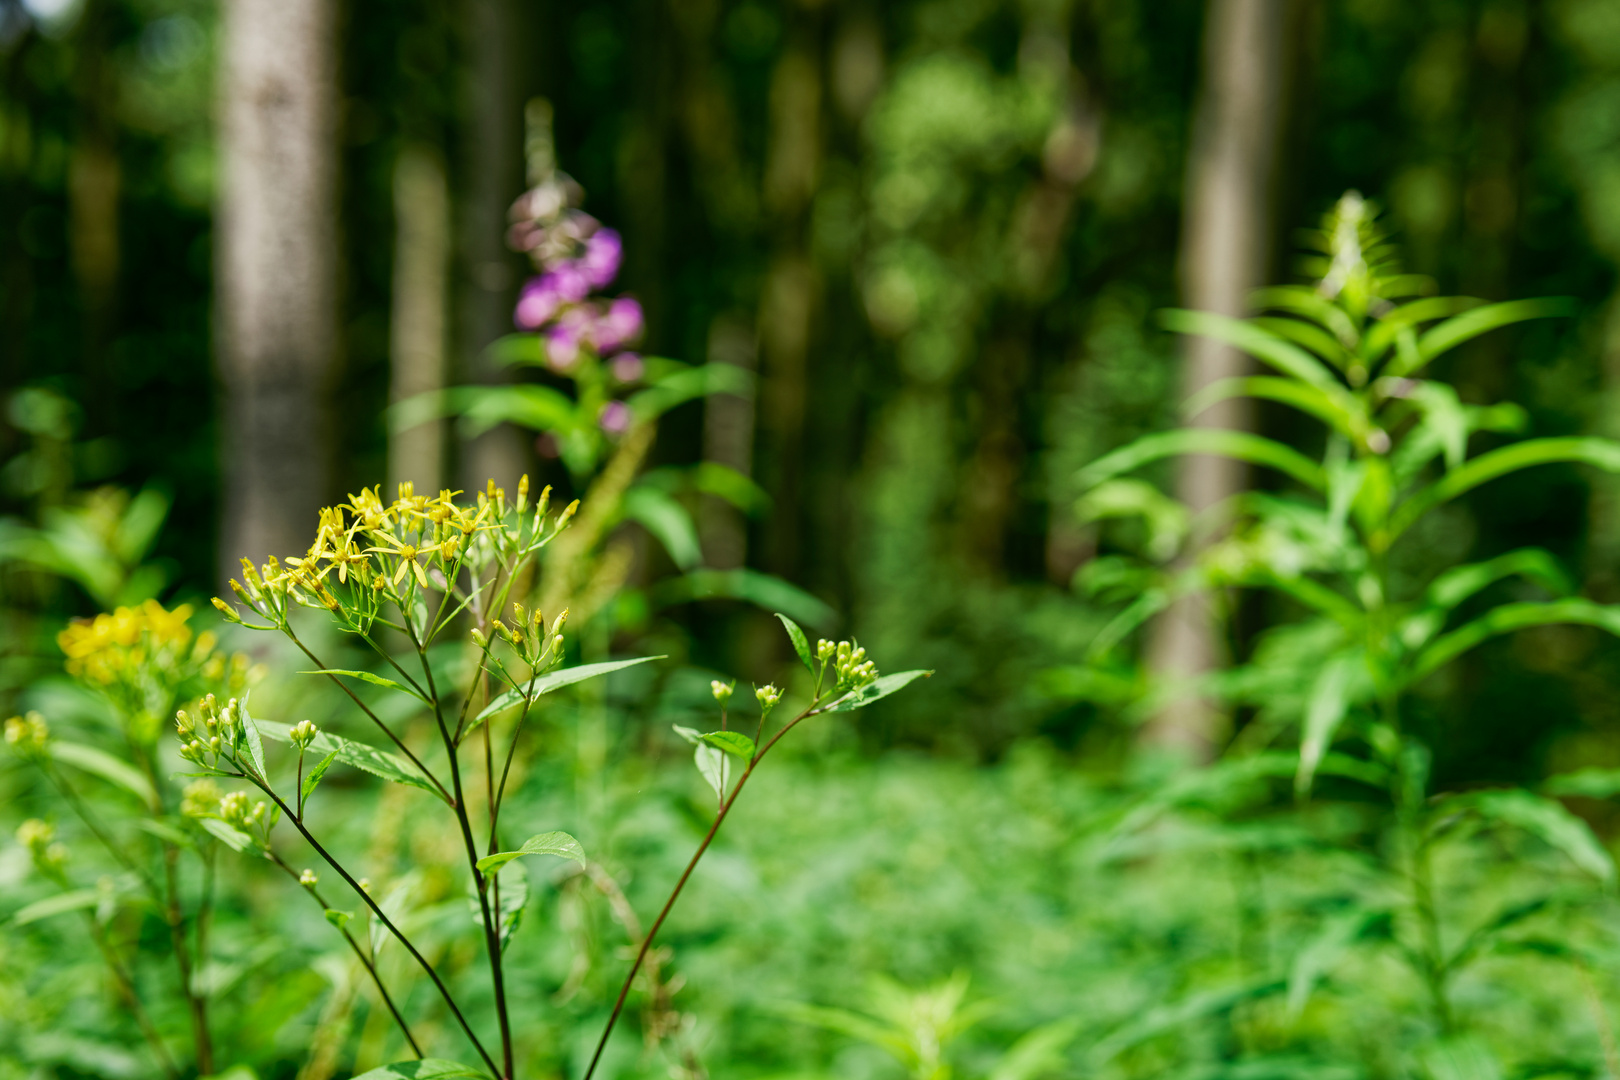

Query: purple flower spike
[591,296,644,353]
[580,228,623,289]
[545,318,584,371]
[515,276,563,330]
[610,352,645,383]
[598,400,631,435]
[552,264,591,302]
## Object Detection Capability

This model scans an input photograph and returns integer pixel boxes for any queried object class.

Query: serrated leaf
[240,694,266,778]
[351,1060,487,1080]
[467,656,664,735]
[258,719,437,795]
[701,730,755,758]
[12,888,102,926]
[324,908,352,929]
[47,741,156,804]
[828,671,933,712]
[199,817,258,853]
[476,830,587,874]
[300,668,430,704]
[776,613,814,674]
[301,749,340,804]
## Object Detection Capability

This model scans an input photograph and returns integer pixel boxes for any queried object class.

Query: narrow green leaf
[467,656,664,734]
[777,612,814,674]
[299,668,429,704]
[1077,429,1327,493]
[1251,315,1355,369]
[301,749,340,804]
[240,694,266,778]
[1544,769,1620,799]
[12,888,102,926]
[828,670,933,713]
[1411,297,1575,371]
[1411,599,1620,680]
[476,830,587,875]
[1296,653,1361,796]
[324,908,352,929]
[351,1060,488,1080]
[1417,1037,1503,1080]
[199,817,257,853]
[47,741,155,804]
[1389,437,1620,541]
[134,818,194,849]
[988,1016,1085,1080]
[627,361,754,420]
[1184,375,1357,438]
[701,730,756,758]
[1456,789,1616,884]
[1159,309,1340,388]
[257,719,437,795]
[622,486,703,570]
[1287,906,1388,1019]
[1362,295,1483,362]
[654,568,839,629]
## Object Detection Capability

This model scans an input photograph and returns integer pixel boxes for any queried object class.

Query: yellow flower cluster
[56,599,204,685]
[220,478,577,627]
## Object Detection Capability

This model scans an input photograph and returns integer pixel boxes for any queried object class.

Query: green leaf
[622,486,703,569]
[1184,376,1357,439]
[299,668,429,704]
[1455,789,1616,884]
[828,670,933,713]
[240,694,266,778]
[301,749,340,804]
[47,741,155,804]
[1411,599,1620,680]
[495,862,529,953]
[777,613,814,674]
[134,818,194,849]
[1077,429,1327,493]
[476,830,587,874]
[1250,315,1354,370]
[372,875,418,957]
[468,656,664,733]
[1286,906,1388,1019]
[1544,768,1620,799]
[257,719,438,795]
[1418,1036,1503,1080]
[769,1002,912,1059]
[324,908,352,929]
[627,361,754,420]
[351,1060,488,1080]
[1409,297,1575,373]
[199,817,258,853]
[988,1017,1085,1080]
[12,888,102,926]
[1362,295,1483,362]
[1389,437,1620,541]
[674,725,731,804]
[1296,653,1361,796]
[654,568,839,629]
[1159,309,1340,389]
[701,730,756,758]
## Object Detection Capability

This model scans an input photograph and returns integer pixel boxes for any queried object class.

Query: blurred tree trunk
[389,145,449,496]
[458,0,525,493]
[69,0,118,433]
[217,0,338,577]
[1143,0,1292,760]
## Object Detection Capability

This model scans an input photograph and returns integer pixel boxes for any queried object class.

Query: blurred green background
[12,0,1620,1076]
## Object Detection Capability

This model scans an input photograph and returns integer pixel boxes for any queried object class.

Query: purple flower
[590,296,644,353]
[579,228,623,289]
[610,352,645,383]
[514,276,563,329]
[598,400,631,435]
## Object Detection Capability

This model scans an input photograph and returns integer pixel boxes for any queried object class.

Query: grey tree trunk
[1143,0,1290,759]
[389,145,450,497]
[217,0,337,576]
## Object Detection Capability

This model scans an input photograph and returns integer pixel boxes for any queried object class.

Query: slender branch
[282,626,452,804]
[582,699,825,1080]
[86,913,181,1080]
[489,670,542,846]
[245,776,500,1076]
[265,848,423,1058]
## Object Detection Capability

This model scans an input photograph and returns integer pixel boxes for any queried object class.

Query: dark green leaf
[653,568,838,629]
[828,670,933,712]
[1544,768,1620,799]
[324,908,352,929]
[623,486,703,569]
[777,613,814,674]
[1411,297,1574,371]
[300,668,429,704]
[1412,599,1620,680]
[1454,789,1615,883]
[701,730,756,758]
[1389,437,1620,541]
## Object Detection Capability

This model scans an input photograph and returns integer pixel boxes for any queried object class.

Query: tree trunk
[217,0,337,576]
[389,145,450,497]
[1143,0,1290,759]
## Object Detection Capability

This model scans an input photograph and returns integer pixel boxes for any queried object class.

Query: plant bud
[299,868,318,887]
[212,596,243,623]
[471,627,489,648]
[711,680,734,704]
[517,474,530,513]
[755,684,782,712]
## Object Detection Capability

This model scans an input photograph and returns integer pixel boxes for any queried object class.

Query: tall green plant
[1074,191,1620,1063]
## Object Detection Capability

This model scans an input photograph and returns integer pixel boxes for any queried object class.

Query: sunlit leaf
[468,656,664,735]
[324,908,352,929]
[301,749,340,804]
[1388,438,1620,542]
[476,830,587,875]
[299,668,429,704]
[47,741,155,804]
[240,693,266,779]
[1453,789,1616,884]
[701,730,755,758]
[1160,309,1340,388]
[1411,599,1620,680]
[199,817,257,853]
[1184,375,1357,439]
[1408,297,1575,373]
[777,612,815,673]
[258,719,437,795]
[1077,429,1326,493]
[827,670,932,712]
[622,486,703,569]
[1296,652,1362,796]
[12,888,103,926]
[351,1060,487,1080]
